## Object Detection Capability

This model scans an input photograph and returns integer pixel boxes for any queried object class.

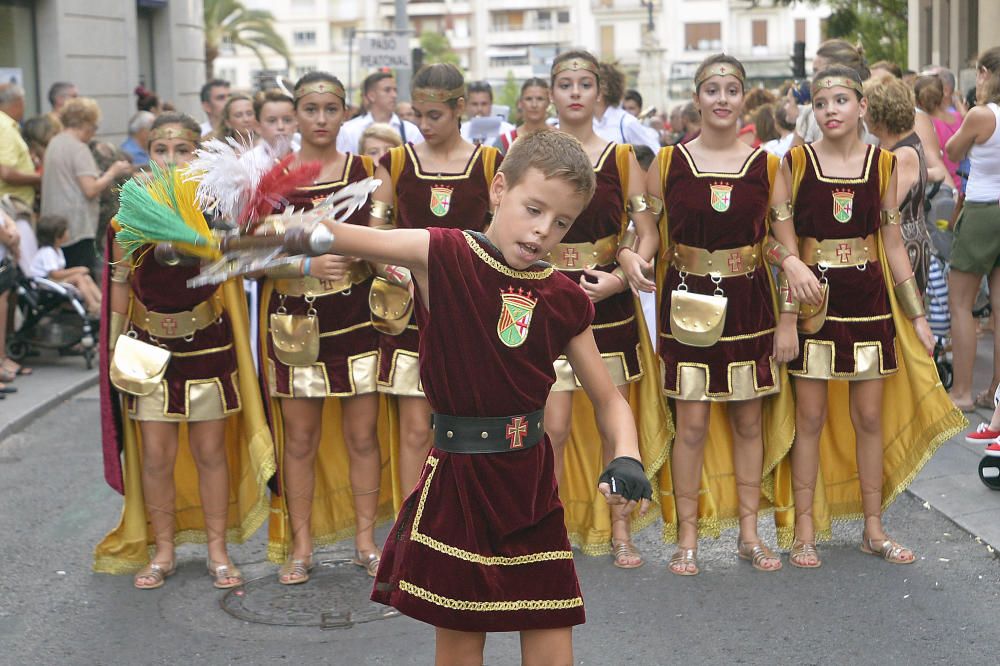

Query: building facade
[0,0,205,141]
[907,0,999,94]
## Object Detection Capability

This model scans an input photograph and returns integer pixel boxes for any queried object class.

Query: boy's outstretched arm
[564,326,651,516]
[317,217,431,297]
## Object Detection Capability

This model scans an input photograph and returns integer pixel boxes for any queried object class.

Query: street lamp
[641,0,656,32]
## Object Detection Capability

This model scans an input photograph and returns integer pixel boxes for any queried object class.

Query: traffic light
[412,47,424,75]
[792,41,806,79]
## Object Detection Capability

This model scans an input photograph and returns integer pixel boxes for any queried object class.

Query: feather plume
[115,177,211,261]
[239,154,322,231]
[145,165,217,259]
[183,136,263,222]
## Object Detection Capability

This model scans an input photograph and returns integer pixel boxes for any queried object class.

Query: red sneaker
[986,441,1000,458]
[965,423,1000,444]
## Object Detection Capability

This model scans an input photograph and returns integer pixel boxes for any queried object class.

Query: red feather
[239,154,322,231]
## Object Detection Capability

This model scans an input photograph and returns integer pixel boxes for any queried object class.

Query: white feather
[182,136,272,224]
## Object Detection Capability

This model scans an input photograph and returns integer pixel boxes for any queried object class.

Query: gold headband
[411,85,466,104]
[294,80,346,102]
[148,126,200,144]
[812,75,863,95]
[551,58,600,78]
[695,63,745,89]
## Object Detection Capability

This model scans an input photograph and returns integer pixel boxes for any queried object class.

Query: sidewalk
[0,352,98,441]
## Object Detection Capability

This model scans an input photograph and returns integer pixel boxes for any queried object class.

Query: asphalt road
[1,387,997,665]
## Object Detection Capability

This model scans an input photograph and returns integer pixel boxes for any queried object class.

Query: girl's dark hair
[598,62,626,106]
[292,71,345,109]
[520,77,549,95]
[816,38,870,80]
[977,46,1000,105]
[550,50,601,87]
[147,111,201,149]
[812,65,865,100]
[913,75,944,112]
[254,89,294,118]
[694,53,747,92]
[36,215,68,248]
[752,103,779,143]
[411,64,466,109]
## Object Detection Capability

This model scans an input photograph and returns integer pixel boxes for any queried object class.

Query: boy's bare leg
[341,393,381,556]
[670,400,711,574]
[435,628,486,666]
[520,627,573,666]
[543,390,573,486]
[398,396,433,495]
[189,418,239,584]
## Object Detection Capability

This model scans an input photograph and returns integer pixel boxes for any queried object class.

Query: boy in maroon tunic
[312,129,652,664]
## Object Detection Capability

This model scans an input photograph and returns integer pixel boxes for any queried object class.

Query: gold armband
[611,266,629,289]
[617,228,638,258]
[776,272,800,314]
[769,201,793,225]
[646,195,664,217]
[109,311,127,352]
[894,275,925,319]
[881,208,901,226]
[626,194,648,215]
[110,263,131,283]
[763,237,793,267]
[370,199,394,224]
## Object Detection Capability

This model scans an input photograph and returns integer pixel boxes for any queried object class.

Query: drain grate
[220,557,400,629]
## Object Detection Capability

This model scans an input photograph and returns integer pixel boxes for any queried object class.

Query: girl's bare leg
[189,418,239,584]
[543,389,573,487]
[728,398,779,569]
[136,420,180,585]
[341,393,382,556]
[520,627,574,666]
[791,378,828,559]
[434,628,486,666]
[279,397,324,567]
[669,399,711,574]
[948,268,982,408]
[398,396,433,495]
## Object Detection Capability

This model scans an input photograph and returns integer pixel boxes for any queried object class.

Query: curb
[0,371,99,442]
[905,486,1000,553]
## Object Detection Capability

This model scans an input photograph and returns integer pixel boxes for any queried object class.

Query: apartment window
[293,30,316,46]
[558,10,570,24]
[492,11,524,32]
[684,22,721,51]
[537,10,552,30]
[795,18,806,42]
[600,25,615,59]
[752,20,767,47]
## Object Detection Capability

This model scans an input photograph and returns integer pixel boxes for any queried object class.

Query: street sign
[359,33,411,69]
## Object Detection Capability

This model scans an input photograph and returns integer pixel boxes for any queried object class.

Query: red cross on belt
[836,243,852,263]
[562,247,579,267]
[506,416,528,449]
[728,250,744,273]
[161,317,178,336]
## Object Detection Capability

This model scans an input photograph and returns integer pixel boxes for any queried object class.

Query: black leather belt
[431,410,545,454]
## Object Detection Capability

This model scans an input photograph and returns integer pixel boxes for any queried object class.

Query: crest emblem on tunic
[832,189,855,223]
[709,182,733,213]
[497,287,537,348]
[429,185,453,217]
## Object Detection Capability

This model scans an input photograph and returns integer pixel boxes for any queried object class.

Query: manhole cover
[220,557,400,629]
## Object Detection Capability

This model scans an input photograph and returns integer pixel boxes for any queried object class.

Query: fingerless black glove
[598,456,652,502]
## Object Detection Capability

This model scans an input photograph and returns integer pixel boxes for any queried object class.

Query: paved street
[1,385,998,665]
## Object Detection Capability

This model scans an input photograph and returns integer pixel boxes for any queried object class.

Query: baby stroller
[978,385,1000,491]
[6,268,97,370]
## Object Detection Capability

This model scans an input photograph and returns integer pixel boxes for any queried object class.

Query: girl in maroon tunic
[261,73,385,584]
[647,55,819,575]
[321,129,651,665]
[782,66,935,566]
[367,64,501,503]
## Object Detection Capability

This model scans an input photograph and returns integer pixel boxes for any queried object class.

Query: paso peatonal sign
[359,32,411,69]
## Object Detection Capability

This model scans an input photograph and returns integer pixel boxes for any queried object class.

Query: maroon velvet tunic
[657,145,778,399]
[372,229,593,632]
[786,144,898,378]
[264,153,378,396]
[128,252,239,417]
[555,142,641,383]
[377,143,500,390]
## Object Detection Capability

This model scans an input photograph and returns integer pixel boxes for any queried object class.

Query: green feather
[115,175,209,260]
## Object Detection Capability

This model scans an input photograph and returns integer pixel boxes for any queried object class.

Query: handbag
[109,334,171,396]
[369,277,413,336]
[797,276,830,335]
[270,312,320,366]
[669,273,728,348]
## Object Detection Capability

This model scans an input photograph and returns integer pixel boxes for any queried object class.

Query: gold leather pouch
[109,334,171,396]
[270,313,320,366]
[369,277,413,336]
[797,282,830,334]
[669,290,728,348]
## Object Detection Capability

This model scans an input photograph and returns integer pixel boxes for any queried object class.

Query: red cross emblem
[836,242,852,264]
[780,284,793,305]
[385,265,406,283]
[161,317,178,336]
[728,250,744,273]
[562,247,579,267]
[506,416,528,449]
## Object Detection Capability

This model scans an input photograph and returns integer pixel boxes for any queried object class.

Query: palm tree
[204,0,292,80]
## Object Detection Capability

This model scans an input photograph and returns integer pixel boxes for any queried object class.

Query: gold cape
[653,146,797,543]
[771,147,967,546]
[94,279,277,574]
[258,279,397,563]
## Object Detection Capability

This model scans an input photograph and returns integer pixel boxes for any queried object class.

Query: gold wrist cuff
[769,201,793,225]
[110,263,131,283]
[611,266,629,289]
[776,272,800,314]
[894,275,925,319]
[626,194,648,215]
[763,237,793,267]
[618,228,638,256]
[109,311,127,351]
[881,208,901,226]
[370,200,394,224]
[646,194,664,217]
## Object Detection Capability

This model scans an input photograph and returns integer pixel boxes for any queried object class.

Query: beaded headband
[551,58,600,79]
[411,85,466,104]
[294,80,346,102]
[812,75,864,95]
[148,126,200,144]
[695,63,745,89]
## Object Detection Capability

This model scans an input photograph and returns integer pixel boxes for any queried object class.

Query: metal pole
[347,28,355,110]
[394,0,411,101]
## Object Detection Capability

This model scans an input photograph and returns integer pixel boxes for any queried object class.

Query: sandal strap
[868,537,911,562]
[740,541,778,567]
[280,558,312,580]
[135,561,174,585]
[355,551,381,575]
[669,548,697,565]
[208,560,243,582]
[790,540,820,564]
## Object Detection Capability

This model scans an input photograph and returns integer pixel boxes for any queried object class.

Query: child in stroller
[27,215,101,315]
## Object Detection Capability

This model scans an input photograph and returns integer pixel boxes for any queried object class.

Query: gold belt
[799,234,877,268]
[275,262,372,297]
[666,242,762,277]
[547,233,619,270]
[131,293,223,339]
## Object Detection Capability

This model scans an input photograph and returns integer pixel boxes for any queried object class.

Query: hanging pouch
[110,334,171,396]
[270,295,320,366]
[797,267,830,335]
[669,272,728,348]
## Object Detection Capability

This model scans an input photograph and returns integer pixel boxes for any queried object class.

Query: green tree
[419,32,460,67]
[204,0,292,80]
[497,71,520,122]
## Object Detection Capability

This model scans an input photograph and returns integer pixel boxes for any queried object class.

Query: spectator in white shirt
[29,214,101,315]
[337,72,422,153]
[460,81,514,145]
[199,79,230,137]
[593,62,660,153]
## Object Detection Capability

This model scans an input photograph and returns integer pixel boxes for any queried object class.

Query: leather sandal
[133,560,176,590]
[352,549,381,577]
[737,540,783,572]
[789,540,822,569]
[668,547,699,576]
[860,534,914,564]
[207,558,244,589]
[610,538,644,569]
[279,556,313,585]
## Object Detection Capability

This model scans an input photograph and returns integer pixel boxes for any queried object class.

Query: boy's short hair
[467,81,493,101]
[36,215,68,248]
[498,128,595,203]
